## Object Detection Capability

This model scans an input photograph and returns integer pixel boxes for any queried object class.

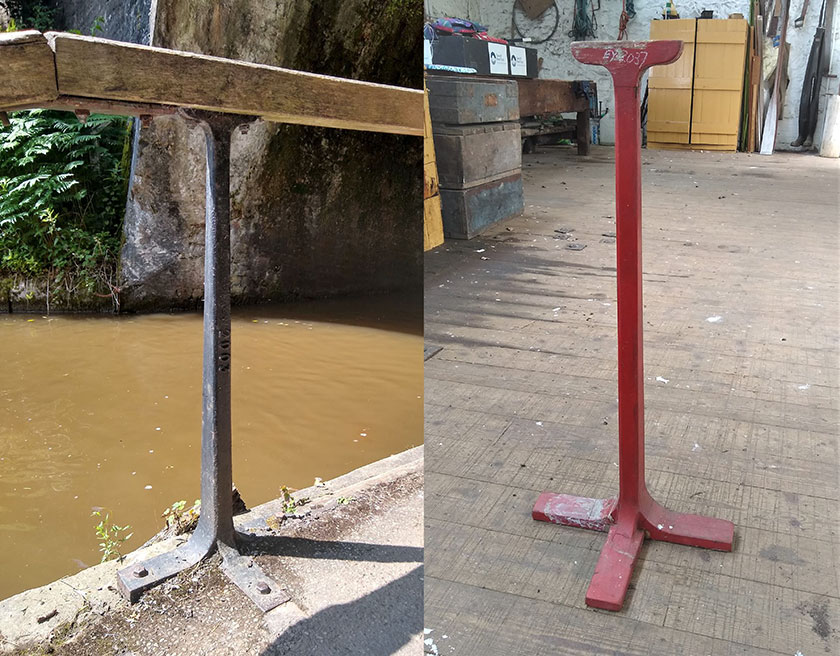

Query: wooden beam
[0,95,180,118]
[43,32,422,136]
[0,31,59,108]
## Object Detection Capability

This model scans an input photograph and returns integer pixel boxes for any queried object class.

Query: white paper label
[487,43,509,75]
[509,46,527,76]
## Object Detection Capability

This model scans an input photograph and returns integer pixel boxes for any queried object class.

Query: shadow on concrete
[260,565,423,656]
[240,534,423,564]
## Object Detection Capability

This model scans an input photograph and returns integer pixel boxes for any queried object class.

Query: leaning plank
[45,32,423,136]
[0,31,59,108]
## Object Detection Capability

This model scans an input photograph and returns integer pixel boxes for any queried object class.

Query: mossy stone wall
[119,0,423,310]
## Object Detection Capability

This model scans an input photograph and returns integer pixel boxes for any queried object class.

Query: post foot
[117,536,291,612]
[219,541,291,612]
[585,523,644,611]
[533,491,734,610]
[116,540,205,603]
[640,503,734,551]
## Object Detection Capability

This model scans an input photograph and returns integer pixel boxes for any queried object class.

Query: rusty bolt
[256,581,271,594]
[132,566,148,578]
[139,115,153,129]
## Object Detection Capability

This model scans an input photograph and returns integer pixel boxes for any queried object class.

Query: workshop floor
[423,145,839,656]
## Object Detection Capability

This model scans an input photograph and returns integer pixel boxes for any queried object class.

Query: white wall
[427,0,839,150]
[778,1,839,149]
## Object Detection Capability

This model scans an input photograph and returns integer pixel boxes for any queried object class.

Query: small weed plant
[280,485,309,514]
[162,499,201,534]
[91,510,133,563]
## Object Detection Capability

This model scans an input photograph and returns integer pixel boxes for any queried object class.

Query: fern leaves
[0,109,132,283]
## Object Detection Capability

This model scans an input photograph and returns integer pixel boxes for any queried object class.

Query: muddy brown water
[0,294,422,601]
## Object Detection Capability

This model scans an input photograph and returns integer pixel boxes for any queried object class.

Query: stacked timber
[426,75,524,239]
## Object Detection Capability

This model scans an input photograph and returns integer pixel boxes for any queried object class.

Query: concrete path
[423,146,839,656]
[1,447,423,655]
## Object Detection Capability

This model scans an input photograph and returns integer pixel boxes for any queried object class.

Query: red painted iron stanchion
[532,40,735,612]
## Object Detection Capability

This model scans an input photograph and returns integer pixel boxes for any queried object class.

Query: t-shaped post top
[571,40,683,87]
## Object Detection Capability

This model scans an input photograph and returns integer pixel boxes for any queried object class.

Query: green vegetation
[280,485,309,514]
[162,499,201,534]
[0,110,132,310]
[91,510,133,563]
[1,4,129,311]
[1,0,56,32]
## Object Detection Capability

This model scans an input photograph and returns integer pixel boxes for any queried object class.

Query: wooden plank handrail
[0,31,423,136]
[0,31,59,107]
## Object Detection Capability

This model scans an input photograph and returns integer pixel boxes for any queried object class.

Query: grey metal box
[440,173,524,239]
[426,76,519,125]
[433,121,522,189]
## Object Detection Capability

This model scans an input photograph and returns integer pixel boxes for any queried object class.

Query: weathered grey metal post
[116,111,289,611]
[194,110,235,553]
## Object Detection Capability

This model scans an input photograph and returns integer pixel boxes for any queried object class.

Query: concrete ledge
[0,537,182,652]
[0,446,423,654]
[237,445,423,530]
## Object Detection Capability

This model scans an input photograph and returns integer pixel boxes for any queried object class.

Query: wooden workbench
[517,78,594,155]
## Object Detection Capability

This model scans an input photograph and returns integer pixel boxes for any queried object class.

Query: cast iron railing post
[531,40,735,612]
[116,111,289,611]
[195,111,235,552]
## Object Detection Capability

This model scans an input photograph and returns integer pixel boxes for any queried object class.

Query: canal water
[0,293,423,600]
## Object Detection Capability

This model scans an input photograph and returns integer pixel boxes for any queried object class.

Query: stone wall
[56,0,151,42]
[119,0,423,310]
[426,0,839,150]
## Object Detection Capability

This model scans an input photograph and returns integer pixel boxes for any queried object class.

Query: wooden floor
[423,146,839,656]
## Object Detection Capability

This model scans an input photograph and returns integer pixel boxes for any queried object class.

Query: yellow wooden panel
[424,194,444,251]
[647,19,695,145]
[647,141,685,150]
[690,19,748,149]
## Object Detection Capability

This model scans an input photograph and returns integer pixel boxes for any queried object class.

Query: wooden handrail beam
[46,33,422,136]
[0,31,59,107]
[0,31,423,136]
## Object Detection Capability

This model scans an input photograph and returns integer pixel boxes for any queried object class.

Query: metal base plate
[218,542,291,612]
[117,538,291,612]
[117,541,203,603]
